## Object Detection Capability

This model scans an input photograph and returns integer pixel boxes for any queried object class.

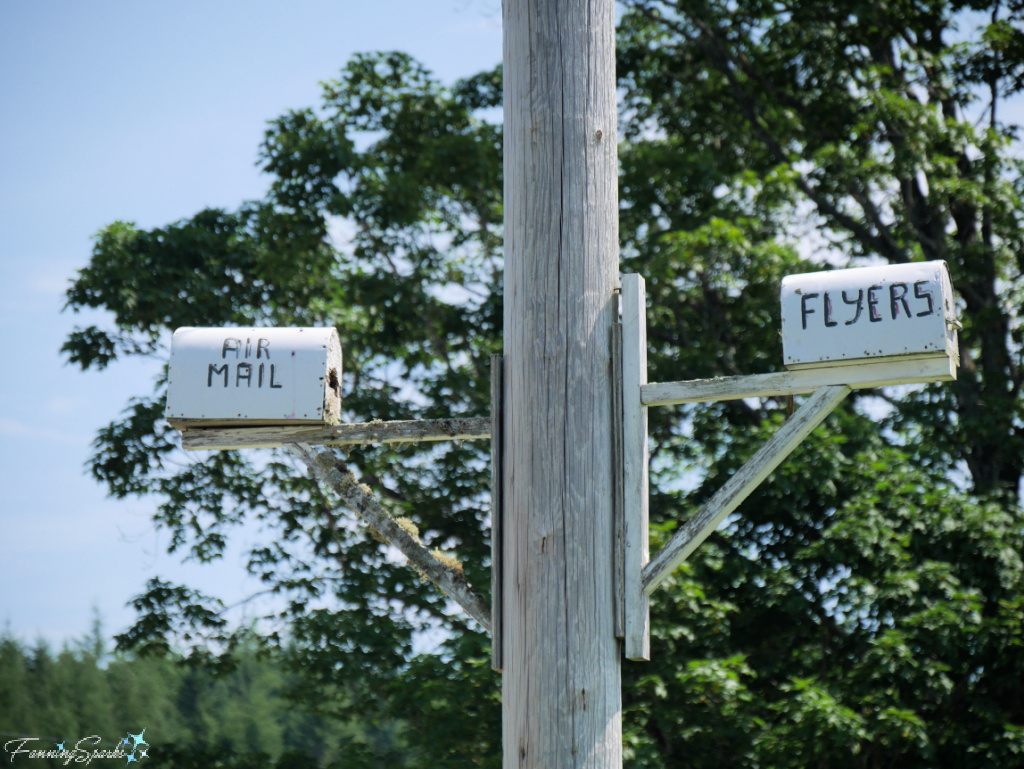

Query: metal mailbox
[781,260,959,370]
[166,327,342,427]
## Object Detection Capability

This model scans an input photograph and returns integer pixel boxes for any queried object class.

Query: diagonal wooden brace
[288,442,492,633]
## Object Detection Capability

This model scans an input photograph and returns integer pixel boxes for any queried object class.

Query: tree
[0,629,389,769]
[66,51,504,765]
[64,3,1024,764]
[617,0,1024,497]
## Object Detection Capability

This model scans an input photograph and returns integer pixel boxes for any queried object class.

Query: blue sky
[0,0,501,648]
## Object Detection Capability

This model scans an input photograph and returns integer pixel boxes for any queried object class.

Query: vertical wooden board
[612,322,625,640]
[491,355,504,673]
[621,273,650,661]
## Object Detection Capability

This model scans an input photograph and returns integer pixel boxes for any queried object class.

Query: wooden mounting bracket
[615,269,953,662]
[642,385,850,594]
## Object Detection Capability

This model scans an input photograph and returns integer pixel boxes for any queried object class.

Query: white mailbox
[781,261,959,370]
[166,327,342,428]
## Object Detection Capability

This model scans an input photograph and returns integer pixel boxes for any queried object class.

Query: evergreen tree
[0,632,33,736]
[0,630,387,768]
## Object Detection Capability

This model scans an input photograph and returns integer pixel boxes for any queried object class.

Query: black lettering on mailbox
[270,364,283,388]
[237,363,253,387]
[222,338,241,358]
[258,362,265,388]
[257,338,271,359]
[889,282,911,319]
[823,292,838,327]
[842,290,864,325]
[245,338,252,358]
[798,278,941,330]
[914,281,935,316]
[867,285,882,322]
[801,292,819,330]
[208,363,228,387]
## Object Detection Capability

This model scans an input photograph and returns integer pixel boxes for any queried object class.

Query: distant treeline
[0,624,403,769]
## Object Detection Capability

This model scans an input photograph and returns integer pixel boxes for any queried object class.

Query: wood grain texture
[503,0,622,765]
[178,418,490,451]
[641,356,955,407]
[491,355,505,673]
[621,274,650,661]
[643,385,851,594]
[288,443,491,632]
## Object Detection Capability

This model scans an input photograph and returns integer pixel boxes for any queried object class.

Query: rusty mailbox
[781,260,959,371]
[165,327,342,428]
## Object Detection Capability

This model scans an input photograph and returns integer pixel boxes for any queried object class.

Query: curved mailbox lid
[166,327,342,426]
[781,260,959,370]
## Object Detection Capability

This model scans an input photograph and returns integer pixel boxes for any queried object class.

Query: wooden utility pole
[502,1,621,767]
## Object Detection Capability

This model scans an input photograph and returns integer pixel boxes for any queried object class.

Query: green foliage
[619,0,1024,495]
[61,3,1024,765]
[0,629,396,769]
[630,411,1024,767]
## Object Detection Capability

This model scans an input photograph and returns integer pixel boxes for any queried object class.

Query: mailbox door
[781,261,957,370]
[166,327,342,426]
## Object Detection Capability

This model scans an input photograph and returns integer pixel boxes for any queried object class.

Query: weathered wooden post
[502,1,622,766]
